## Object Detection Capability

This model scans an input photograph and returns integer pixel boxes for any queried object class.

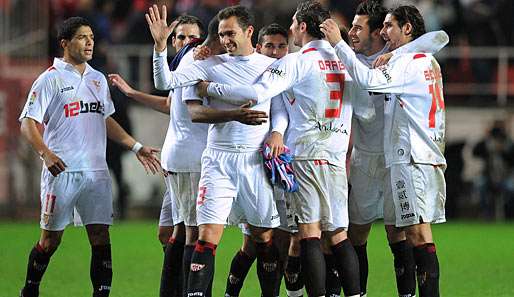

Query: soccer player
[149,5,285,297]
[322,5,447,297]
[200,2,368,296]
[111,13,205,297]
[18,17,160,297]
[343,1,449,296]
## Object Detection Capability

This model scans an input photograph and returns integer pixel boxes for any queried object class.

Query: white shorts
[158,185,182,227]
[385,162,446,227]
[165,172,201,226]
[40,169,113,231]
[287,160,348,232]
[348,149,388,224]
[196,148,279,229]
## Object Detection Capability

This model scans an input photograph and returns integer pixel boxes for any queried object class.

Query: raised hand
[232,102,268,125]
[41,150,67,176]
[108,74,135,97]
[320,19,343,47]
[145,4,178,52]
[135,146,161,174]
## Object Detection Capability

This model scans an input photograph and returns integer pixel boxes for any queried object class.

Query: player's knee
[289,235,301,256]
[87,225,110,246]
[404,225,433,246]
[385,225,406,243]
[39,236,61,253]
[158,226,173,244]
[348,223,372,245]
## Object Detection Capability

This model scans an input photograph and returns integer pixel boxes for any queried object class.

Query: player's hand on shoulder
[146,4,175,52]
[320,19,342,47]
[232,101,267,125]
[135,146,161,174]
[108,74,135,98]
[265,131,285,158]
[196,81,210,98]
[193,46,212,61]
[372,52,393,68]
[41,150,67,176]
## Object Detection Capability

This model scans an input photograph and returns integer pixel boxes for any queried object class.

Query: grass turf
[1,221,513,296]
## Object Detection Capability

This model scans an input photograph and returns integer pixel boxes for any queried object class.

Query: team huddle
[18,1,448,297]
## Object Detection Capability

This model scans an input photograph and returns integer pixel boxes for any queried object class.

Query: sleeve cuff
[153,47,167,58]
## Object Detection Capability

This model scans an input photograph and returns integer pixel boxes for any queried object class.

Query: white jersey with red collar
[206,40,372,167]
[335,40,446,167]
[19,58,115,171]
[180,52,277,151]
[161,50,208,172]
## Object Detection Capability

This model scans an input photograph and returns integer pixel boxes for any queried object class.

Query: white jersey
[19,58,115,171]
[207,40,372,167]
[161,50,208,172]
[352,30,449,154]
[179,52,276,151]
[334,40,446,167]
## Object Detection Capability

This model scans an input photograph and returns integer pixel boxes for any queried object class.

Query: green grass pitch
[1,221,513,296]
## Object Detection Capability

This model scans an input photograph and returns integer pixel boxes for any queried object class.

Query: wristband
[131,142,143,154]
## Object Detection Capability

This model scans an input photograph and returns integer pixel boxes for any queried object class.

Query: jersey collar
[300,39,332,53]
[53,58,92,76]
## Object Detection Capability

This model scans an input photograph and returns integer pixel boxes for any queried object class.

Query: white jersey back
[161,50,208,172]
[181,52,276,151]
[19,58,115,171]
[335,41,446,167]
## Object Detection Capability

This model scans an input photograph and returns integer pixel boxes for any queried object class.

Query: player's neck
[301,35,316,47]
[366,40,386,57]
[63,56,87,75]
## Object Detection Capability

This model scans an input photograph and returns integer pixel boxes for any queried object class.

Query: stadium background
[1,0,513,296]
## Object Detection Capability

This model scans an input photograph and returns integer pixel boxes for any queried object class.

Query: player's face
[63,25,94,64]
[256,34,288,59]
[218,16,252,56]
[172,24,201,52]
[349,15,373,55]
[290,13,302,47]
[380,13,408,51]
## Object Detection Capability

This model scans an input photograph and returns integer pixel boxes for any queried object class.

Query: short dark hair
[295,1,330,39]
[257,23,288,45]
[355,0,387,33]
[390,5,426,40]
[217,5,254,30]
[172,15,204,37]
[57,17,92,41]
[205,13,220,44]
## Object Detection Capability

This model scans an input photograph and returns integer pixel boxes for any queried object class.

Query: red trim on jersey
[302,48,317,54]
[47,66,56,71]
[288,97,296,105]
[413,53,426,60]
[313,160,329,166]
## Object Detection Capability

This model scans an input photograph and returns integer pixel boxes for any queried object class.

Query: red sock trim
[168,237,176,244]
[195,241,217,255]
[415,243,436,254]
[301,236,320,241]
[35,242,45,253]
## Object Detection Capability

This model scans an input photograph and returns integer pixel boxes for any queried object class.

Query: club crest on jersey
[29,91,37,105]
[266,67,286,77]
[91,80,101,92]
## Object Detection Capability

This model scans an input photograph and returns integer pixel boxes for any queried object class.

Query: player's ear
[171,36,176,48]
[60,39,68,50]
[246,25,254,39]
[256,43,262,53]
[402,22,413,37]
[300,21,307,33]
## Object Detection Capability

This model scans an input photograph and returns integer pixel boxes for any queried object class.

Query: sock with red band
[186,240,217,297]
[160,237,185,297]
[413,243,440,297]
[21,243,53,297]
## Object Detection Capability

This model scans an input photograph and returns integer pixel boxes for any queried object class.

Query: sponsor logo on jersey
[190,263,205,272]
[29,91,37,106]
[266,67,286,77]
[63,100,105,118]
[315,121,348,135]
[60,86,74,93]
[378,65,392,83]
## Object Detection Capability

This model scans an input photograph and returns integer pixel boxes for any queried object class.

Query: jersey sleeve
[102,76,115,118]
[18,74,56,123]
[270,94,288,135]
[206,54,300,104]
[392,30,449,55]
[182,85,209,105]
[334,40,409,94]
[153,48,209,90]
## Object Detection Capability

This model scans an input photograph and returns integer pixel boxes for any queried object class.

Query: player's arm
[322,19,407,94]
[105,117,161,174]
[266,95,289,158]
[202,56,299,105]
[183,85,268,125]
[373,31,449,68]
[20,118,66,176]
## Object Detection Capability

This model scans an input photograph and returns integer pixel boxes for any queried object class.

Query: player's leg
[225,227,256,297]
[320,238,341,297]
[347,223,372,297]
[21,230,63,297]
[285,233,304,297]
[272,228,291,295]
[249,225,280,297]
[384,225,416,297]
[298,222,326,297]
[85,224,112,297]
[406,224,439,297]
[162,223,185,297]
[158,188,174,249]
[326,229,360,297]
[183,225,199,295]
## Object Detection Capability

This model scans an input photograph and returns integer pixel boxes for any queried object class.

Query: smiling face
[349,15,373,55]
[380,13,411,50]
[257,34,288,59]
[62,25,94,65]
[218,16,253,56]
[172,23,202,52]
